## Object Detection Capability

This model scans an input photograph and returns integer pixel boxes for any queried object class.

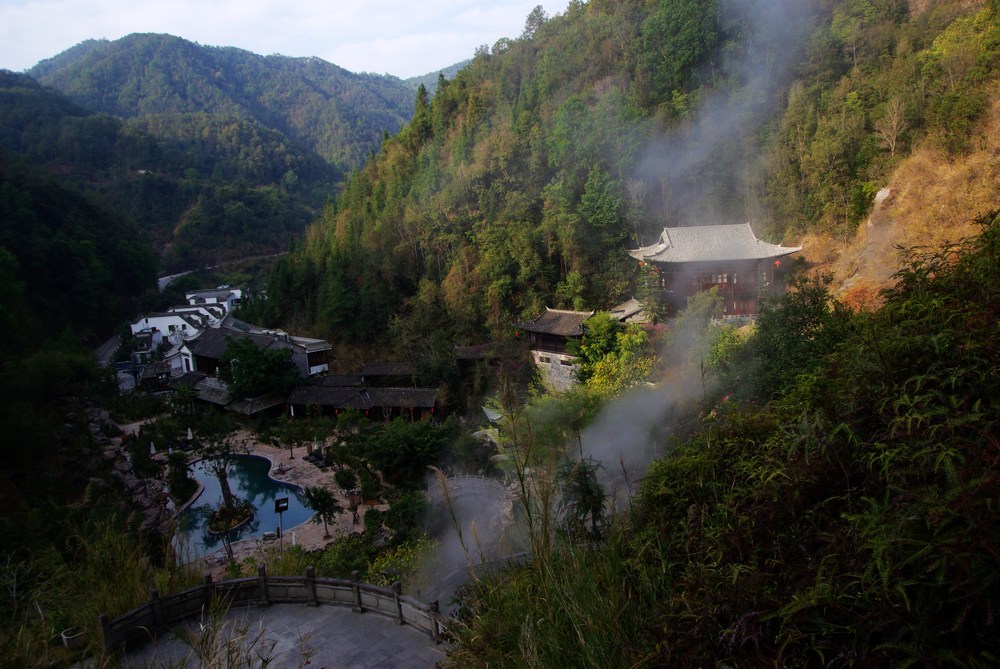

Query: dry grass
[808,83,998,307]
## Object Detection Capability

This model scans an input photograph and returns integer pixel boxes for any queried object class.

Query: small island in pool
[175,455,312,561]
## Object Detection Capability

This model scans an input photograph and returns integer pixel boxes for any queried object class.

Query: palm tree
[556,457,607,541]
[304,486,342,538]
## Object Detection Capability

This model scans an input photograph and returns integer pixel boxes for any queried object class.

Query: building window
[560,359,573,367]
[539,356,551,364]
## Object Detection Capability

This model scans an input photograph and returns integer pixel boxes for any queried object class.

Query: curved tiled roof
[629,223,802,263]
[516,308,594,336]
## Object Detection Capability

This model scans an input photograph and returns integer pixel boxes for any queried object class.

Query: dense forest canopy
[29,33,416,170]
[2,33,435,272]
[0,68,337,270]
[0,1,995,667]
[256,0,997,354]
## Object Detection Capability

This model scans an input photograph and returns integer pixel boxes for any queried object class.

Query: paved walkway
[200,436,389,576]
[119,602,448,668]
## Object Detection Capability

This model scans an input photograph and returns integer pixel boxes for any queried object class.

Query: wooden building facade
[629,223,802,316]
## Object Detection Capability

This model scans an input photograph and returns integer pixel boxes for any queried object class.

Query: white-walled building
[185,287,243,314]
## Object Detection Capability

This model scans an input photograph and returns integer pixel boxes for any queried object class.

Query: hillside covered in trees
[1,34,427,271]
[29,34,416,170]
[254,0,997,354]
[0,1,996,666]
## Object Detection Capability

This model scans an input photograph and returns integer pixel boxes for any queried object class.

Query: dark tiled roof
[359,362,417,377]
[290,336,333,353]
[309,375,363,387]
[629,223,802,263]
[368,387,438,408]
[289,386,365,408]
[195,377,231,406]
[610,298,646,322]
[226,394,286,415]
[288,386,438,410]
[187,326,329,360]
[171,371,206,389]
[186,288,237,300]
[186,327,236,359]
[517,308,594,336]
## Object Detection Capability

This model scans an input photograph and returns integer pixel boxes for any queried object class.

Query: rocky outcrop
[86,408,174,536]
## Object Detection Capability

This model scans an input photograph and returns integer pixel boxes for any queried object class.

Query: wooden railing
[98,566,446,652]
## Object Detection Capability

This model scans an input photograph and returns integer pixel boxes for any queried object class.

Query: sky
[0,0,566,78]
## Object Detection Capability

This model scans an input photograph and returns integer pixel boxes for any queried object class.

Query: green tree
[334,468,358,492]
[192,414,247,516]
[364,419,454,489]
[165,450,197,504]
[218,336,299,400]
[385,490,429,543]
[572,313,654,393]
[640,0,718,106]
[586,324,654,395]
[304,486,342,539]
[742,275,853,401]
[556,457,606,541]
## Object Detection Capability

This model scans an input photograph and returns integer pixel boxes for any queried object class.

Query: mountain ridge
[28,33,417,169]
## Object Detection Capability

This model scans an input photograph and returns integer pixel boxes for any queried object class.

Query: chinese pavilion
[628,223,802,316]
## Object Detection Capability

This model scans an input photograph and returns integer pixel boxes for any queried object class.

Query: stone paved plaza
[119,603,448,668]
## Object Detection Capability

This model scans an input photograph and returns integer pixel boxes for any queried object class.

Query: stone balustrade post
[392,581,403,625]
[150,581,164,628]
[430,600,441,643]
[203,573,214,610]
[257,565,271,607]
[97,613,114,652]
[305,566,318,607]
[351,570,363,612]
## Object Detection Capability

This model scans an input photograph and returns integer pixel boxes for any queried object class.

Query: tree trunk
[215,466,235,512]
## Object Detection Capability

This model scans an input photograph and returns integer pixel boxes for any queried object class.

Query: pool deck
[197,432,387,578]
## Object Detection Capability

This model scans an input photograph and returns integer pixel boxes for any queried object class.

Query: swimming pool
[174,455,312,560]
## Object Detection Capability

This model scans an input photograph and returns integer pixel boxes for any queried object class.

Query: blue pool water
[175,455,312,560]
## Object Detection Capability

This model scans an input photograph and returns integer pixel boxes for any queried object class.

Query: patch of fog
[416,474,518,608]
[413,0,826,600]
[633,0,823,231]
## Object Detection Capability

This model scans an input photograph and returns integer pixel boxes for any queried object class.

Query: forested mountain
[0,149,156,342]
[3,33,439,272]
[29,33,416,170]
[404,59,472,95]
[0,69,338,271]
[258,0,997,351]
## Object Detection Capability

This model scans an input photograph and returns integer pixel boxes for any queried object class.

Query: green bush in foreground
[448,212,1000,667]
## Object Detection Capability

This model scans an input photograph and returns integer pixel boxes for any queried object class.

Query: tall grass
[445,519,667,668]
[0,518,201,667]
[443,381,669,668]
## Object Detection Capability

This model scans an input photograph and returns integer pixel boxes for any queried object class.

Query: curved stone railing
[98,566,446,653]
